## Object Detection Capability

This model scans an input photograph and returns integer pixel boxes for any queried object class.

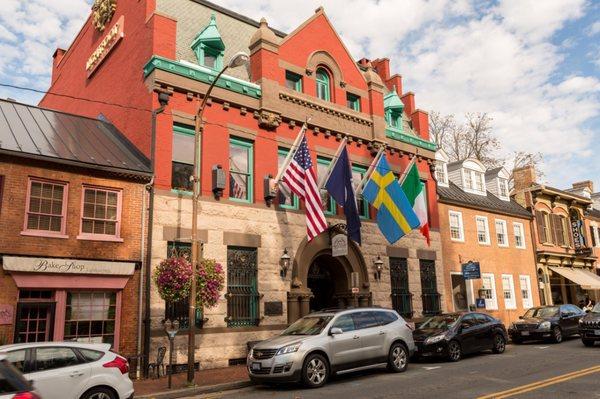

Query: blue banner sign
[476,298,486,308]
[461,261,481,280]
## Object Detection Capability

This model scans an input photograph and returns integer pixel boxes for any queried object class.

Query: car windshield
[418,314,460,330]
[281,316,333,336]
[523,307,559,318]
[591,303,600,313]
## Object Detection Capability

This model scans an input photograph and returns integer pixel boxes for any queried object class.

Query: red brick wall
[0,156,145,355]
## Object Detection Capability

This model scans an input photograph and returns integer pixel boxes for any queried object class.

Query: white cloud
[588,21,600,36]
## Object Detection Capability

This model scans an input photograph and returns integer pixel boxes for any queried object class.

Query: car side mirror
[560,313,567,318]
[330,327,343,335]
[460,322,470,331]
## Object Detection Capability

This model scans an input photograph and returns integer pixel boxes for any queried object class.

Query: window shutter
[552,214,564,246]
[535,211,546,243]
[563,218,573,247]
[591,226,597,247]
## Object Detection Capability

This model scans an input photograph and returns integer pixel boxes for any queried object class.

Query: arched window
[316,67,331,101]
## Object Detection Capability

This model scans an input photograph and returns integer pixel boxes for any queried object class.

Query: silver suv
[247,308,415,388]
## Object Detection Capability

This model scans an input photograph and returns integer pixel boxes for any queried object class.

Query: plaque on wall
[0,305,13,325]
[264,301,283,316]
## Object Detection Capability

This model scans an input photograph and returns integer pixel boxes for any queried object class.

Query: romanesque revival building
[40,0,443,368]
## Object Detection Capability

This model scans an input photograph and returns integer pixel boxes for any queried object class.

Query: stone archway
[287,227,371,323]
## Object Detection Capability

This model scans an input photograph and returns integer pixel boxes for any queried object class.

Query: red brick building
[40,0,443,368]
[0,99,151,358]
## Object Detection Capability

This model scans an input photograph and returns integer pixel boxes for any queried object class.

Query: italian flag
[401,162,430,245]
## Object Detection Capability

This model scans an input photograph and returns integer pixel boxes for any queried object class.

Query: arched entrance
[307,254,348,311]
[287,226,371,323]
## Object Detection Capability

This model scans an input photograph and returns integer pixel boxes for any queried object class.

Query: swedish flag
[362,154,421,244]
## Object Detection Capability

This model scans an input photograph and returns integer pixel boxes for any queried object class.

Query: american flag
[282,134,327,240]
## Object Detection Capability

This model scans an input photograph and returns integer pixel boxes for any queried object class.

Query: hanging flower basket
[153,256,224,309]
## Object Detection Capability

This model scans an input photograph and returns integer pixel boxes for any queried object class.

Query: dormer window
[316,67,331,101]
[498,179,509,199]
[435,150,449,187]
[383,87,404,135]
[463,168,486,194]
[191,14,225,70]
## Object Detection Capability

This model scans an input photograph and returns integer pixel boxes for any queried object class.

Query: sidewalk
[134,364,251,399]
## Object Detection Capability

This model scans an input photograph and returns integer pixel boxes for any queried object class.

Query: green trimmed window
[166,242,203,328]
[229,138,253,203]
[285,71,303,92]
[277,149,299,210]
[347,93,361,111]
[171,124,196,192]
[386,109,402,130]
[351,165,370,219]
[191,14,225,70]
[316,157,336,215]
[316,67,331,102]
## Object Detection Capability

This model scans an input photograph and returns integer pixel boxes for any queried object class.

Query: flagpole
[355,146,385,195]
[398,155,418,185]
[274,118,311,183]
[318,137,348,188]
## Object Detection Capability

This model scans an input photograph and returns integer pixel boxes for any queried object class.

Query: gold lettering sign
[92,0,117,32]
[86,15,125,77]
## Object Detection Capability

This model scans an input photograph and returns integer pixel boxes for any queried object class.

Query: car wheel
[582,339,595,347]
[302,353,329,388]
[492,334,506,354]
[447,340,462,362]
[387,342,408,373]
[80,387,116,399]
[551,326,563,344]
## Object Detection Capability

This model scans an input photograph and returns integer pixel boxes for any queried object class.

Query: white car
[0,342,134,399]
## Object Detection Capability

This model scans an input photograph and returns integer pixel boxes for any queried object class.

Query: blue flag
[325,147,361,244]
[362,154,420,244]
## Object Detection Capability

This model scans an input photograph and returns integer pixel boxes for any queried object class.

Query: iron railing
[422,292,442,316]
[391,292,414,319]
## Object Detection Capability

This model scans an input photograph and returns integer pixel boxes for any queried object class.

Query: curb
[135,380,253,399]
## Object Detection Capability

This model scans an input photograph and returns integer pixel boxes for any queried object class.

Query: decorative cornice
[279,91,372,127]
[143,55,262,99]
[386,128,437,151]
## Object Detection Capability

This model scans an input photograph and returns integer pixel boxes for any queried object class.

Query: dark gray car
[247,308,415,388]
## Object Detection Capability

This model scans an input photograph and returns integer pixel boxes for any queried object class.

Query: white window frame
[463,168,486,195]
[435,162,448,187]
[501,274,517,310]
[449,210,464,242]
[498,178,509,200]
[481,273,498,310]
[495,219,508,247]
[475,215,490,245]
[519,275,534,309]
[513,222,526,249]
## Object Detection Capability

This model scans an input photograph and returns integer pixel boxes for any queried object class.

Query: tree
[507,151,544,186]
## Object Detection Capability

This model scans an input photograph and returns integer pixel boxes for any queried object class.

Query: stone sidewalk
[134,365,250,399]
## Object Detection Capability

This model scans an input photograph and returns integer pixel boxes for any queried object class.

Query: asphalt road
[189,337,600,399]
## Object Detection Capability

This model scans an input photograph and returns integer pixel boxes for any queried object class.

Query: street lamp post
[187,52,250,385]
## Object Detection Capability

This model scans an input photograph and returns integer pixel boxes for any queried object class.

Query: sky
[0,0,599,191]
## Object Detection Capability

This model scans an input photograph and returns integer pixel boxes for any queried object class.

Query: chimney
[400,92,415,117]
[513,165,536,191]
[51,48,66,84]
[572,180,593,193]
[371,58,390,80]
[358,58,371,68]
[411,109,429,140]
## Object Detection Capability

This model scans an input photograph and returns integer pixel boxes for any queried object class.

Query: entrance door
[14,290,55,343]
[307,254,349,311]
[451,273,468,311]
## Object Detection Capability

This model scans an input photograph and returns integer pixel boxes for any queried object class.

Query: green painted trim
[316,68,331,102]
[285,71,303,92]
[171,189,193,196]
[317,157,336,215]
[347,93,361,112]
[352,164,370,219]
[385,128,437,151]
[173,124,195,135]
[277,148,299,210]
[229,137,254,204]
[143,55,262,99]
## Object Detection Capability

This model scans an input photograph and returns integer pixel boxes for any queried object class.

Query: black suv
[579,302,600,347]
[509,304,585,344]
[0,355,38,398]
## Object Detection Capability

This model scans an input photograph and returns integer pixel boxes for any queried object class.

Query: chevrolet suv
[247,308,415,388]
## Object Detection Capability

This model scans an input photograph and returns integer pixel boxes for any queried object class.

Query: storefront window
[64,292,116,346]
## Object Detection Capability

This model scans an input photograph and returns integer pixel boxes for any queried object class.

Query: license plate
[594,330,600,336]
[252,362,261,371]
[521,331,530,336]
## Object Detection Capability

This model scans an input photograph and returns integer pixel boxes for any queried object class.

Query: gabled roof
[192,13,225,51]
[0,99,151,178]
[384,89,404,111]
[438,181,531,219]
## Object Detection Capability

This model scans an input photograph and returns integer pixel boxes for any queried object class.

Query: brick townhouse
[0,99,151,359]
[40,0,445,369]
[435,151,540,326]
[512,166,600,306]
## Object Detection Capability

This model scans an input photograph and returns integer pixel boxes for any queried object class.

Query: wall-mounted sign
[461,261,481,280]
[2,256,135,276]
[264,301,283,316]
[476,298,486,309]
[86,15,124,77]
[570,219,587,251]
[0,305,13,325]
[331,233,348,257]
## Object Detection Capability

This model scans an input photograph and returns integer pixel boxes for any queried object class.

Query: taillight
[13,392,41,399]
[103,355,129,374]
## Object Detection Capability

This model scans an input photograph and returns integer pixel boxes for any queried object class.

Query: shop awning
[549,266,600,290]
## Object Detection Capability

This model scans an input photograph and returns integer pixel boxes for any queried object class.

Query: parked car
[0,342,134,399]
[509,304,585,344]
[579,302,600,347]
[247,308,415,388]
[0,354,39,399]
[412,312,507,362]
